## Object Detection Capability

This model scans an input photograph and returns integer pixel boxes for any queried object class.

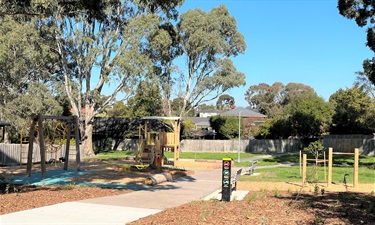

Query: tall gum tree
[175,5,246,118]
[329,85,375,134]
[51,1,184,157]
[245,82,316,117]
[0,14,61,141]
[216,94,235,110]
[338,0,375,84]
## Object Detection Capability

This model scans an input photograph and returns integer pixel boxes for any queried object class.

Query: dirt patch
[175,159,223,170]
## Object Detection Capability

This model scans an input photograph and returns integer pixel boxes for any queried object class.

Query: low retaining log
[145,172,173,185]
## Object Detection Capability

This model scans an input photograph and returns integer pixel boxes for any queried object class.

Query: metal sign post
[221,157,232,202]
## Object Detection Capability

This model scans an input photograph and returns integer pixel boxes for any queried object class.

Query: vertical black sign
[222,158,232,202]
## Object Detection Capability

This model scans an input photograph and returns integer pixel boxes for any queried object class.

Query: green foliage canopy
[329,85,375,134]
[0,15,62,133]
[127,80,163,118]
[175,5,246,117]
[254,93,333,139]
[216,94,235,110]
[46,0,183,156]
[338,0,375,85]
[0,0,185,155]
[181,119,195,139]
[210,115,241,139]
[104,101,130,118]
[245,82,315,118]
[284,94,333,138]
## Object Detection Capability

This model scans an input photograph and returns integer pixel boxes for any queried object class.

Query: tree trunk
[112,139,121,151]
[4,128,10,144]
[82,123,95,158]
[82,106,95,158]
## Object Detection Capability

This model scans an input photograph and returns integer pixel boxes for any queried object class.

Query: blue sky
[178,0,373,107]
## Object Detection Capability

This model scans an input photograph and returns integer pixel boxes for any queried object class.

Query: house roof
[221,107,266,117]
[143,116,180,121]
[184,117,210,126]
[199,109,222,114]
[195,121,210,127]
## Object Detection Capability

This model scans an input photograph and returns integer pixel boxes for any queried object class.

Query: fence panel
[0,144,80,166]
[179,139,303,153]
[323,135,375,156]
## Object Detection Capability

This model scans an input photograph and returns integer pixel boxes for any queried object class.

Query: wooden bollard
[354,148,359,187]
[328,148,332,187]
[302,154,307,185]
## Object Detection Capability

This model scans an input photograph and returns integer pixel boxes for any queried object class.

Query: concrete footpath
[1,168,248,225]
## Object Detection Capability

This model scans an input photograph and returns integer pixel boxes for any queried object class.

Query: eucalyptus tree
[0,14,61,142]
[354,71,375,98]
[105,101,130,118]
[175,5,246,118]
[338,0,375,84]
[146,22,182,116]
[171,97,195,117]
[216,94,235,110]
[4,82,63,130]
[254,93,333,139]
[127,79,163,118]
[0,1,185,155]
[245,82,284,117]
[1,0,185,157]
[245,82,316,117]
[329,85,375,134]
[284,94,333,138]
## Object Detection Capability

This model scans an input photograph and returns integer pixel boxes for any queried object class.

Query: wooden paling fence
[0,143,79,166]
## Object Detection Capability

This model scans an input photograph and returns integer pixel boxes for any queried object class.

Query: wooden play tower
[136,116,180,168]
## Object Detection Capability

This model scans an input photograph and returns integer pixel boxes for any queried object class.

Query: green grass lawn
[95,150,135,160]
[95,150,261,161]
[234,152,375,167]
[164,151,260,161]
[95,150,374,167]
[235,160,279,167]
[260,153,375,167]
[94,150,374,183]
[240,166,375,183]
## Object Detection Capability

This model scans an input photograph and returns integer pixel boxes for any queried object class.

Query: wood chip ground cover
[1,159,374,224]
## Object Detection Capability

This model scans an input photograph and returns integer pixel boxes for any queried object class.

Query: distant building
[221,106,267,127]
[185,106,267,139]
[185,117,211,129]
[198,109,222,118]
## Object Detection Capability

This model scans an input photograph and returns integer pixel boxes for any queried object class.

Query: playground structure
[136,116,180,168]
[302,147,359,187]
[20,121,69,167]
[25,114,81,178]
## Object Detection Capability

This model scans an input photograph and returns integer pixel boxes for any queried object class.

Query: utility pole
[238,111,241,162]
